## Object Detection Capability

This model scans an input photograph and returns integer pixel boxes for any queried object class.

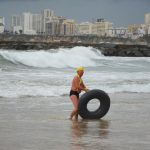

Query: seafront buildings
[10,9,114,36]
[10,9,77,36]
[77,19,113,37]
[45,16,59,35]
[78,22,93,35]
[92,19,113,36]
[108,27,128,38]
[128,24,146,39]
[77,19,113,36]
[22,12,36,35]
[0,9,150,37]
[60,19,76,35]
[42,9,54,34]
[32,14,42,34]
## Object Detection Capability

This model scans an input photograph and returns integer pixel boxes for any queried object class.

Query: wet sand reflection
[70,119,110,150]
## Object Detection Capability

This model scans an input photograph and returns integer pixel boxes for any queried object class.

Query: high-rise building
[41,9,54,33]
[56,17,68,35]
[11,15,21,27]
[60,19,76,35]
[11,15,22,33]
[32,14,42,34]
[11,9,54,35]
[22,12,36,35]
[23,12,33,34]
[45,16,59,35]
[145,13,150,34]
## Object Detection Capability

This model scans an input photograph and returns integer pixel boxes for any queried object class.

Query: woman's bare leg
[75,112,78,120]
[70,95,79,120]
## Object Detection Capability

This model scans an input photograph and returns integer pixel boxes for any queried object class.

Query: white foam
[0,84,70,98]
[0,47,102,68]
[0,82,150,98]
[0,71,150,98]
[0,47,150,97]
[92,83,150,93]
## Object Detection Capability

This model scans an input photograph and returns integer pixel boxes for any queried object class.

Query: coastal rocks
[0,41,150,57]
[100,44,150,57]
[0,34,150,57]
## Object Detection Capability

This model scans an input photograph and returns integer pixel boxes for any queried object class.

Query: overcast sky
[0,0,150,29]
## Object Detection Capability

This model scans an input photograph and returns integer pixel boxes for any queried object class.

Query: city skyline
[0,0,150,29]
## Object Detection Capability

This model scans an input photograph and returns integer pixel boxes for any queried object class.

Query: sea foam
[0,47,102,68]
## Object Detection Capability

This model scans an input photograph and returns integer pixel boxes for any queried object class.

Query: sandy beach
[0,93,150,150]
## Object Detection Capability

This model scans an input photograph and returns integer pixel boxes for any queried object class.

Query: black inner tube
[78,89,110,119]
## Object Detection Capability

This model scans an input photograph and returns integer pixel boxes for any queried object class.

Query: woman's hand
[84,88,89,92]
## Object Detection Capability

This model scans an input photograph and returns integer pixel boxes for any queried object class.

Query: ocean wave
[0,82,149,98]
[0,46,150,98]
[0,47,102,68]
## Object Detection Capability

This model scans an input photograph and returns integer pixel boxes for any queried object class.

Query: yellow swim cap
[76,66,84,72]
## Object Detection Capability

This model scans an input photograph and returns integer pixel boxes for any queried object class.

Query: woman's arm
[74,76,89,92]
[80,82,89,92]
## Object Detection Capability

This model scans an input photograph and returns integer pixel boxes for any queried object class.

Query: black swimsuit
[69,90,79,99]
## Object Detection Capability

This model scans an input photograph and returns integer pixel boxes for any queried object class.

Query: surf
[0,46,102,68]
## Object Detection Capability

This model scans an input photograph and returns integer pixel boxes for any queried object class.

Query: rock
[0,34,150,57]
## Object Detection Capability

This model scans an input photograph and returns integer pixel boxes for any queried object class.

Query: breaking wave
[0,47,102,68]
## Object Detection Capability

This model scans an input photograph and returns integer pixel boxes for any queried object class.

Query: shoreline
[0,34,150,57]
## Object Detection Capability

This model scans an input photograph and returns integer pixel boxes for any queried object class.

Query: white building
[12,13,42,34]
[60,19,76,35]
[0,17,5,33]
[78,19,113,36]
[78,22,93,35]
[145,13,150,34]
[32,14,42,34]
[12,26,23,34]
[45,16,60,35]
[11,15,21,27]
[11,15,22,33]
[41,9,54,33]
[92,19,113,36]
[22,12,36,35]
[109,27,128,38]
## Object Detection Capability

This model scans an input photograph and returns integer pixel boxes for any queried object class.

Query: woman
[69,67,89,120]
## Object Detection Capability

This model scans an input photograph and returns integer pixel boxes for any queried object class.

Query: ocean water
[0,46,150,98]
[0,46,150,150]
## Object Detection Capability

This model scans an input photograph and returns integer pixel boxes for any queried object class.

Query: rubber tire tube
[78,89,110,119]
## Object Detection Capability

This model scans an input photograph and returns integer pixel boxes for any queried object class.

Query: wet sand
[0,93,150,150]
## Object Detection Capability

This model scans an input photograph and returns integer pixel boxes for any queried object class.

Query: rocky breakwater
[0,41,150,57]
[0,34,150,57]
[98,44,150,57]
